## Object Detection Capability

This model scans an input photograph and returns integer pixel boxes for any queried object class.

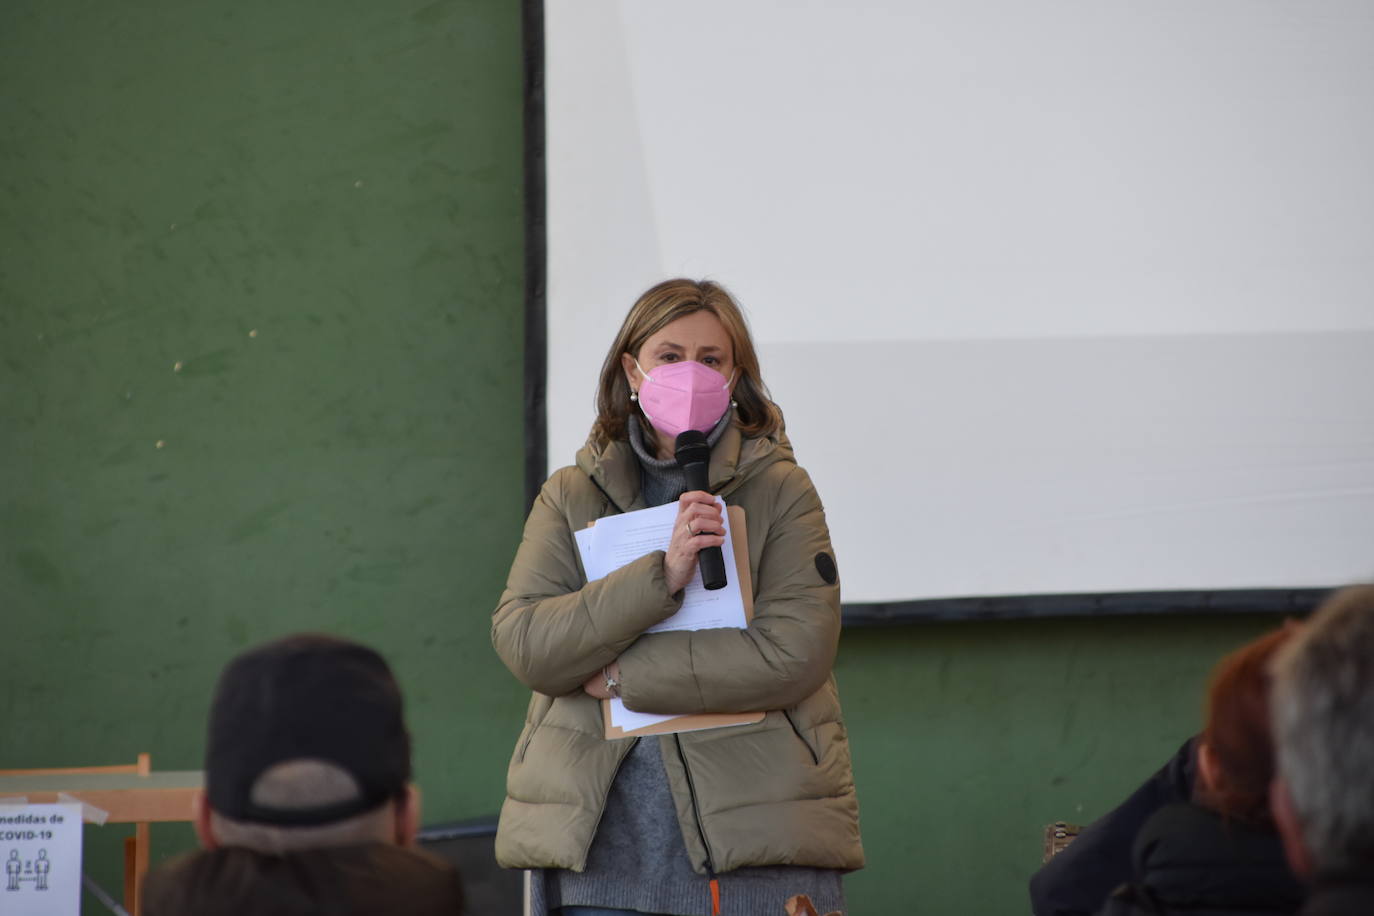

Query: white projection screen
[544,1,1374,608]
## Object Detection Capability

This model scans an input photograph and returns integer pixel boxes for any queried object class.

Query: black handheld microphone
[674,430,728,591]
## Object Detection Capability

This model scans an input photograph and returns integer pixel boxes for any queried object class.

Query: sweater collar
[576,417,790,515]
[625,408,734,471]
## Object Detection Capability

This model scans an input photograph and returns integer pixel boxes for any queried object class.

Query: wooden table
[0,770,204,915]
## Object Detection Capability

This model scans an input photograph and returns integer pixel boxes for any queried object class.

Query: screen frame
[522,0,1345,622]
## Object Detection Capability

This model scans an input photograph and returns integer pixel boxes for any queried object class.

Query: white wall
[546,0,1374,602]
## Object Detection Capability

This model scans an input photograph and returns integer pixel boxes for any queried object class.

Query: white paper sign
[0,804,82,916]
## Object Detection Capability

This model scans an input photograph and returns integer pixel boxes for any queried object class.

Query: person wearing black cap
[142,633,465,916]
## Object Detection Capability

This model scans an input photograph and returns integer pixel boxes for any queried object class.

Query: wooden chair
[0,753,153,915]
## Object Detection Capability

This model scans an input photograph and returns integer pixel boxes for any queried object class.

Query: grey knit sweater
[530,412,846,916]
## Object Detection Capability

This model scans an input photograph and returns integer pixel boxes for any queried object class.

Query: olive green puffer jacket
[491,422,864,875]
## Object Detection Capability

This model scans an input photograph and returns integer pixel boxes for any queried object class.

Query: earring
[630,391,639,402]
[730,399,737,408]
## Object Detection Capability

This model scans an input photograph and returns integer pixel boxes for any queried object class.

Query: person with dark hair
[142,634,465,916]
[492,279,863,915]
[1270,584,1374,915]
[1093,627,1305,916]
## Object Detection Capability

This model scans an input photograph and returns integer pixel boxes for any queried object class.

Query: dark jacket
[1300,870,1374,916]
[1031,738,1198,916]
[1095,802,1304,916]
[142,843,465,916]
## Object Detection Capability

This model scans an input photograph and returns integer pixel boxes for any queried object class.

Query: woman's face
[621,309,737,392]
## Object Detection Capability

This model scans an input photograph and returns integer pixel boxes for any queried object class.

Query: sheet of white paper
[574,498,749,730]
[575,499,747,630]
[0,803,82,916]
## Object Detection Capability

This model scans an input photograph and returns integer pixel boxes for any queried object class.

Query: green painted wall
[836,614,1276,914]
[2,3,1286,915]
[1,0,528,909]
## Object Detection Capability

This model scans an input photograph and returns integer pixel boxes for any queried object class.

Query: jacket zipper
[579,737,639,866]
[673,734,722,914]
[782,709,820,765]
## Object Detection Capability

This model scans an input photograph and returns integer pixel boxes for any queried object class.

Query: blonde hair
[591,278,780,448]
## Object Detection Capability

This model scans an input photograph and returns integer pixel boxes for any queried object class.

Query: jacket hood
[1132,802,1304,912]
[574,419,794,514]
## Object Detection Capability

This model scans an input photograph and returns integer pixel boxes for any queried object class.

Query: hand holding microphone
[668,430,728,592]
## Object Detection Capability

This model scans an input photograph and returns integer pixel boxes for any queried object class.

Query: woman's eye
[702,356,720,366]
[659,353,679,362]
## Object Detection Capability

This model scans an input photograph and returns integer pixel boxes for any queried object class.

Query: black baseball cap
[205,634,412,826]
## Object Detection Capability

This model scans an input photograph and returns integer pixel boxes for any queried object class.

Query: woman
[1094,626,1306,916]
[492,279,863,916]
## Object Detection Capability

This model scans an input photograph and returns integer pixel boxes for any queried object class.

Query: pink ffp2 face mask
[635,359,734,440]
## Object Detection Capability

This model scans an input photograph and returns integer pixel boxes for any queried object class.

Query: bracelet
[602,666,621,699]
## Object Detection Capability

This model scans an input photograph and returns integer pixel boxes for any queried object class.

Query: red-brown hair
[1196,626,1295,824]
